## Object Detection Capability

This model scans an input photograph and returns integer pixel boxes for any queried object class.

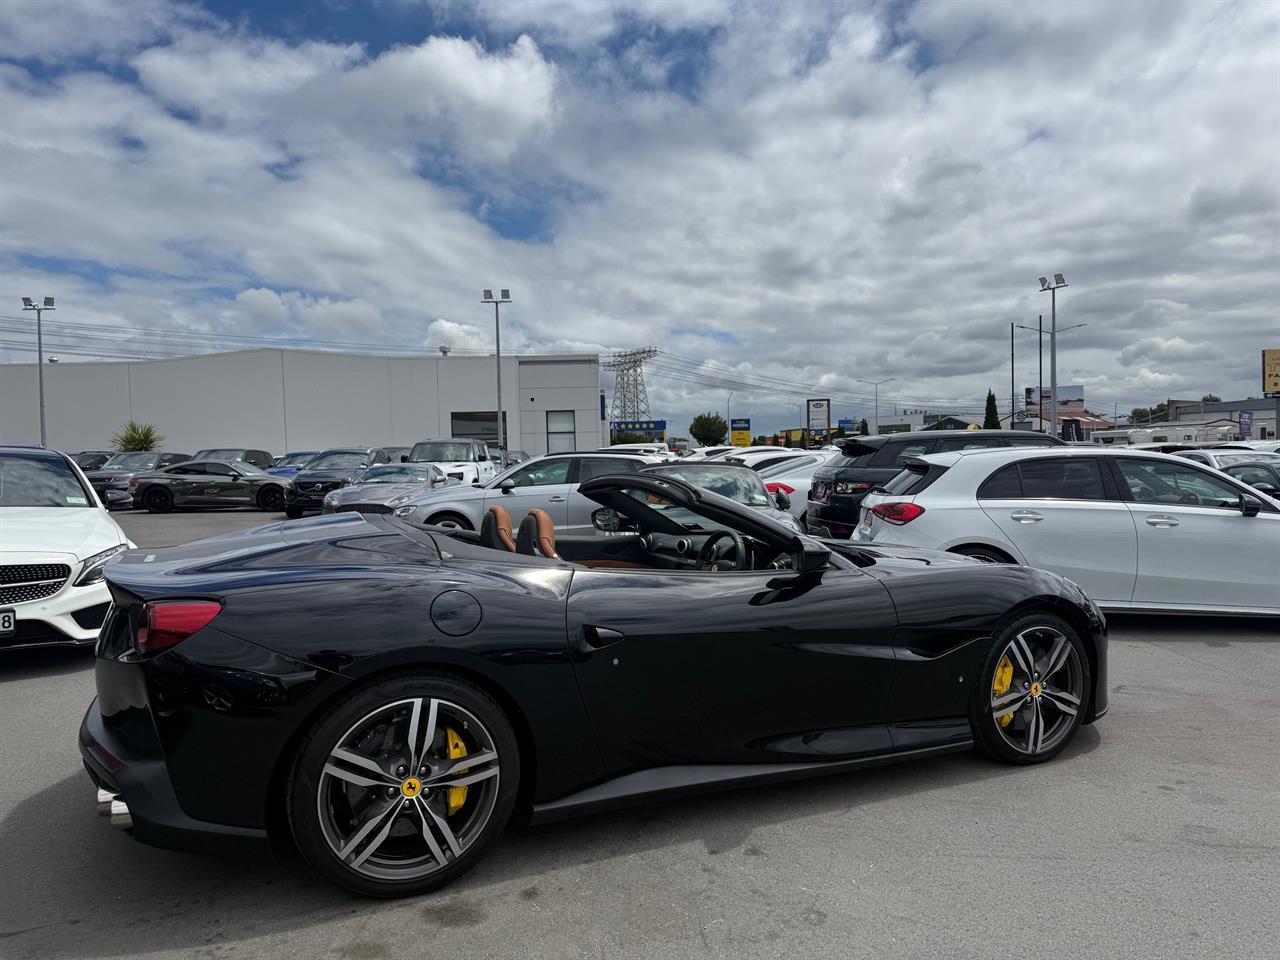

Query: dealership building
[0,348,606,456]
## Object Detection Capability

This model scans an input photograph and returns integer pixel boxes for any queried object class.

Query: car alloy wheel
[315,697,501,884]
[989,625,1085,757]
[259,486,284,511]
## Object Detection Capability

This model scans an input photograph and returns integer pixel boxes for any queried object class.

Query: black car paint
[80,505,1106,853]
[806,430,1066,538]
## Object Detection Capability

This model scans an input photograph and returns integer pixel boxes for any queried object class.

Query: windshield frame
[641,463,773,507]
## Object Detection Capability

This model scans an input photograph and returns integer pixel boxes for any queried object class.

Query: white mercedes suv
[1,445,132,650]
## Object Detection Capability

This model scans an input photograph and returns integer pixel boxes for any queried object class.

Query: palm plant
[111,421,164,452]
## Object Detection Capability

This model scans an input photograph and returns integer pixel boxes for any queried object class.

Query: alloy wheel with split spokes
[287,673,519,897]
[258,485,285,511]
[970,613,1090,764]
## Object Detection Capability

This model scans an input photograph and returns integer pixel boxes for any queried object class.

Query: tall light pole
[481,289,510,451]
[21,296,54,446]
[857,378,894,435]
[1037,274,1068,437]
[1017,317,1086,432]
[1010,322,1016,427]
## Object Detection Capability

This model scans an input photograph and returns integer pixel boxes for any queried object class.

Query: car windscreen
[308,452,369,469]
[643,464,771,506]
[1216,452,1280,466]
[102,452,160,470]
[0,453,93,507]
[356,466,434,483]
[410,442,474,462]
[194,448,242,460]
[277,452,317,467]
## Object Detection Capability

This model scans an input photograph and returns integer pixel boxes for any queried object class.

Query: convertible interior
[429,473,824,574]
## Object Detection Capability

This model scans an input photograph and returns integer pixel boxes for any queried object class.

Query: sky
[1,0,1277,436]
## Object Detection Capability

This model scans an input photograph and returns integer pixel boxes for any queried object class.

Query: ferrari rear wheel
[142,487,173,514]
[970,612,1089,764]
[287,672,519,897]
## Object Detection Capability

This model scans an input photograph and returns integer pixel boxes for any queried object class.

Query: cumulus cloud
[0,0,1276,431]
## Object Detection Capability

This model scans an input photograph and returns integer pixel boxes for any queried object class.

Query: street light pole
[481,289,511,451]
[1017,317,1085,433]
[21,296,54,446]
[1037,275,1068,438]
[1010,322,1015,427]
[856,378,894,435]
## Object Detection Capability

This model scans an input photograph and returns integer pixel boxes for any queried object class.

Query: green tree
[112,421,163,451]
[1129,401,1170,425]
[689,412,728,447]
[1201,394,1221,403]
[610,429,647,444]
[858,418,870,436]
[983,390,1001,429]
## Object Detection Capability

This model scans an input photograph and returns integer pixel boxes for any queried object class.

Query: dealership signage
[1025,384,1084,416]
[1240,411,1254,438]
[730,418,751,447]
[611,419,667,439]
[806,399,831,432]
[838,418,855,433]
[1264,348,1280,398]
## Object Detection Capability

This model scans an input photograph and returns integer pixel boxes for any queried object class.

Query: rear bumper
[805,500,866,539]
[79,698,268,852]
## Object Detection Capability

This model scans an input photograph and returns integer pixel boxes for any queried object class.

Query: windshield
[410,442,475,462]
[308,451,369,469]
[277,451,317,467]
[644,464,772,506]
[102,452,159,470]
[356,465,435,484]
[1216,452,1280,466]
[194,448,243,460]
[0,453,93,507]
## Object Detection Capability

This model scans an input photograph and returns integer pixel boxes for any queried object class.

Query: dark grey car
[85,451,192,506]
[131,460,291,513]
[320,464,457,515]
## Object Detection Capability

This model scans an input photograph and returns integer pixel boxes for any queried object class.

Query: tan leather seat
[480,505,517,552]
[516,508,561,559]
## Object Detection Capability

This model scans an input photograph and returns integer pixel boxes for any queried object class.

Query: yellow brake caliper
[994,656,1014,727]
[445,727,468,815]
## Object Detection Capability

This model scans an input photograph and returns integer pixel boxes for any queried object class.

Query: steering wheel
[695,529,751,571]
[1177,492,1202,505]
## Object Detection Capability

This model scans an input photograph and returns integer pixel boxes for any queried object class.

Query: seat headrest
[480,505,516,552]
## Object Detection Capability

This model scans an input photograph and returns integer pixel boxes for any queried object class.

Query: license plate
[0,609,14,637]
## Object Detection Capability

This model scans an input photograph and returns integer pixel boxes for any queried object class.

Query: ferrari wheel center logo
[1030,681,1042,698]
[400,777,423,798]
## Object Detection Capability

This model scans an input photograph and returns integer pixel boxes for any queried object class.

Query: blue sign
[600,394,607,420]
[838,418,855,432]
[611,420,667,432]
[731,418,750,431]
[1240,411,1254,438]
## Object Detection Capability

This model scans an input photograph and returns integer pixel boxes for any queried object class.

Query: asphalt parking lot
[1,511,1277,960]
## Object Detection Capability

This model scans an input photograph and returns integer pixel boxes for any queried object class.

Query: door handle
[1145,515,1180,527]
[548,496,567,502]
[580,625,625,649]
[1010,510,1043,523]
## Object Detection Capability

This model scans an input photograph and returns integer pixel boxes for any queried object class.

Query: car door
[564,457,643,535]
[1112,457,1280,610]
[978,456,1137,605]
[565,564,899,775]
[476,443,497,482]
[201,462,252,505]
[161,463,206,505]
[481,457,573,528]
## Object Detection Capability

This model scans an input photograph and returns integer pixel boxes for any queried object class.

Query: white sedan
[1,445,133,649]
[856,446,1280,616]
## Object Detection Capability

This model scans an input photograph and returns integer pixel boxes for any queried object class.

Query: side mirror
[1241,494,1262,518]
[592,508,622,532]
[401,455,408,463]
[500,478,516,494]
[774,489,791,510]
[1251,482,1278,496]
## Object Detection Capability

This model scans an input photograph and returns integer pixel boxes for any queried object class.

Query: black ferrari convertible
[80,471,1108,897]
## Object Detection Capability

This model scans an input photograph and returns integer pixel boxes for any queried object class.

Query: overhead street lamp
[856,378,894,435]
[481,289,511,452]
[1037,274,1069,437]
[1016,316,1087,432]
[21,296,54,446]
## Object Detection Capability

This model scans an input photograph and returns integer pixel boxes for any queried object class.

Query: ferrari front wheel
[969,612,1090,765]
[286,672,519,898]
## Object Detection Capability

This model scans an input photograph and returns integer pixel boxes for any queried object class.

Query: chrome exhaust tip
[96,788,116,817]
[109,799,132,831]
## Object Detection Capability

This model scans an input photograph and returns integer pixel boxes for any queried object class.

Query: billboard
[1264,348,1280,398]
[838,418,855,434]
[806,399,831,433]
[730,418,751,447]
[611,419,667,440]
[1024,385,1084,417]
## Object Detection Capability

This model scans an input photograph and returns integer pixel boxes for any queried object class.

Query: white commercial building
[0,348,606,457]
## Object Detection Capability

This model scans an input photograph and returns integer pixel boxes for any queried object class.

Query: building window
[451,411,507,444]
[547,410,576,453]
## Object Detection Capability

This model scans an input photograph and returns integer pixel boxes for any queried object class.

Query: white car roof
[915,445,1203,469]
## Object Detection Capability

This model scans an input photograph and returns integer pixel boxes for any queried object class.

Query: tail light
[765,482,795,495]
[835,481,874,495]
[136,601,221,655]
[871,502,925,525]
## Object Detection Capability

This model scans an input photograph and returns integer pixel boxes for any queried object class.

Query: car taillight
[765,482,795,495]
[136,601,221,655]
[871,502,925,525]
[835,481,874,495]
